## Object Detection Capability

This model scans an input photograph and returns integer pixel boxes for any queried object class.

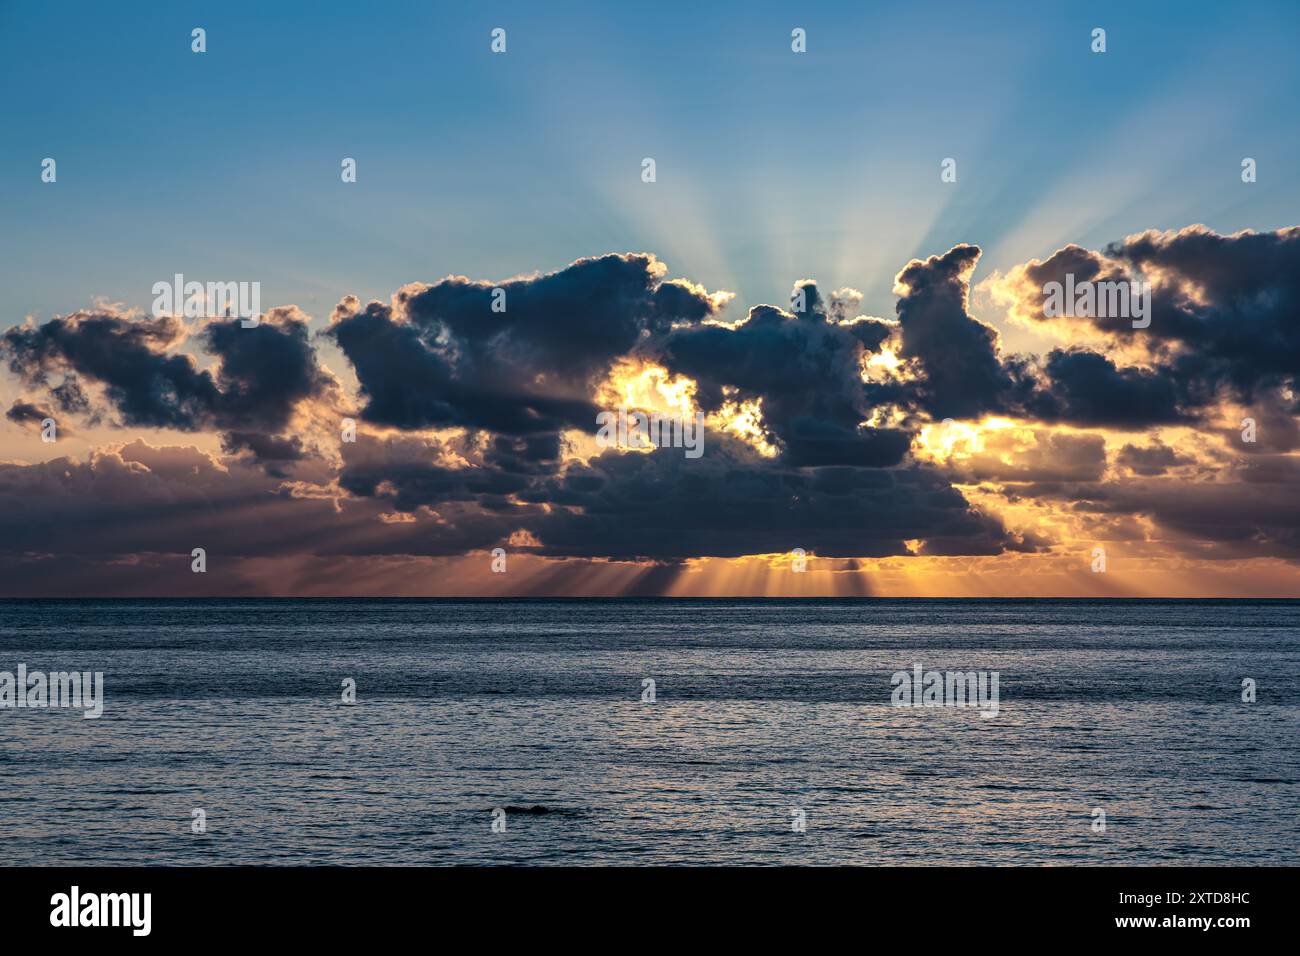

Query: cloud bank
[4,227,1299,594]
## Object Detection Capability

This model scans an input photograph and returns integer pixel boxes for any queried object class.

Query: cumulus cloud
[985,225,1300,425]
[1,307,335,454]
[329,253,721,439]
[3,230,1299,593]
[657,283,902,467]
[890,244,1017,420]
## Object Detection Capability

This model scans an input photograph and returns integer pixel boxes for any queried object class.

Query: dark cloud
[330,422,1020,562]
[398,255,717,384]
[328,300,595,437]
[50,377,97,420]
[1110,226,1300,399]
[221,431,306,478]
[519,433,1019,561]
[339,433,536,512]
[878,236,1253,431]
[891,244,1015,420]
[833,243,1188,433]
[1062,476,1300,560]
[2,312,216,429]
[483,432,563,475]
[1004,226,1300,423]
[6,399,54,427]
[1021,348,1187,428]
[330,254,722,436]
[201,307,333,432]
[4,232,1299,592]
[0,308,332,446]
[1117,440,1191,477]
[658,288,904,467]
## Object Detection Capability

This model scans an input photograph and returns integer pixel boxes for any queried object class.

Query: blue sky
[2,0,1298,333]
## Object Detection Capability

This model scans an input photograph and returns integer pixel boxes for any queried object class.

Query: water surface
[1,599,1296,865]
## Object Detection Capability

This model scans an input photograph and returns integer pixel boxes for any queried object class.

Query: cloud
[520,431,1020,561]
[985,225,1300,425]
[0,439,509,563]
[6,399,56,429]
[1111,225,1300,405]
[329,253,723,438]
[889,244,1016,420]
[3,312,210,429]
[1,307,335,450]
[339,432,536,512]
[1067,476,1300,560]
[3,232,1299,593]
[1021,348,1187,428]
[938,427,1109,484]
[658,283,903,467]
[1117,440,1192,477]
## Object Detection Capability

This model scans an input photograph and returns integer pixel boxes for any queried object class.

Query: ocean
[0,599,1296,865]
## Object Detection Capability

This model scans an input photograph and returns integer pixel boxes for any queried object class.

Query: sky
[2,0,1299,596]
